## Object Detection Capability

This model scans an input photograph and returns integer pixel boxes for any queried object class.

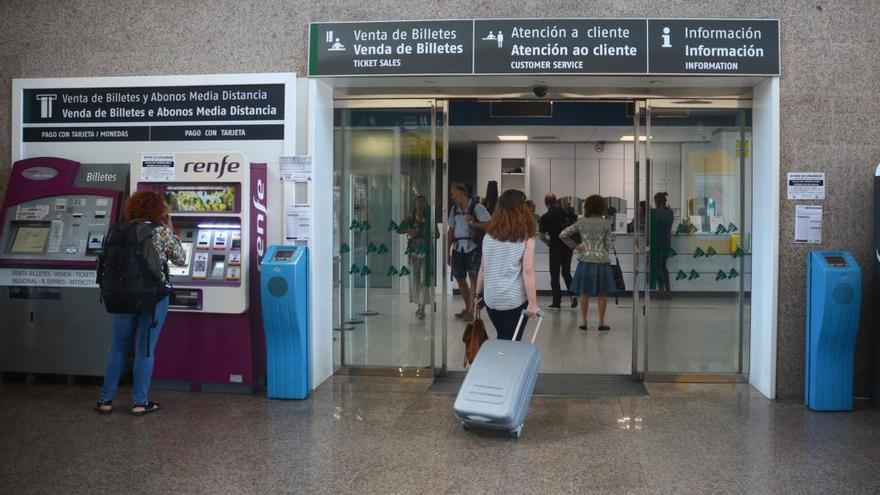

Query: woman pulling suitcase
[473,189,540,340]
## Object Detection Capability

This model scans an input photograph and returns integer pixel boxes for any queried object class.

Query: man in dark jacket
[539,193,577,310]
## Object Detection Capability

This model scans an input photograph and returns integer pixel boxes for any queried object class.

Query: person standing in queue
[652,191,675,294]
[95,191,187,416]
[474,189,540,340]
[560,194,616,331]
[447,183,490,321]
[539,193,578,310]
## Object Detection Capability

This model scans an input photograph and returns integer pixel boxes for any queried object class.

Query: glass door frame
[637,97,752,383]
[333,98,443,375]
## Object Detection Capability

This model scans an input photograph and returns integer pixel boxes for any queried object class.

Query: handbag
[461,306,488,367]
[611,242,626,302]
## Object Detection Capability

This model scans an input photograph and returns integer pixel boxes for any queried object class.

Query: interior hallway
[2,378,878,494]
[336,293,748,375]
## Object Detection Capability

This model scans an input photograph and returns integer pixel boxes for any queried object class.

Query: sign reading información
[309,18,779,76]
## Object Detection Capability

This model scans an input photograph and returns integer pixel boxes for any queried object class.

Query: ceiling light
[619,135,652,142]
[498,135,528,141]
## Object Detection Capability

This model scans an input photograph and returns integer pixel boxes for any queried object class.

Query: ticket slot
[168,288,203,310]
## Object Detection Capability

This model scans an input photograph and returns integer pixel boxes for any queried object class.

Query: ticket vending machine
[0,157,128,375]
[132,151,267,392]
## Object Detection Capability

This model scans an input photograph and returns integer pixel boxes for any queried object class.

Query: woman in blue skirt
[560,194,616,331]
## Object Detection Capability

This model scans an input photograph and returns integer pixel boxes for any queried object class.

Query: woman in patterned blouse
[96,191,186,417]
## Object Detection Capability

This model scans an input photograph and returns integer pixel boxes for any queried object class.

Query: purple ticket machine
[0,157,128,376]
[132,152,267,393]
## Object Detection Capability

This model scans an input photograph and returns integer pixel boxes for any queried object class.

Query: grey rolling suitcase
[453,310,543,438]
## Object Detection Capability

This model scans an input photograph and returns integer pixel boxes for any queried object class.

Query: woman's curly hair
[124,191,167,223]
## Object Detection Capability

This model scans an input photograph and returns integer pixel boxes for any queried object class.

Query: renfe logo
[252,177,267,268]
[183,155,241,179]
[35,94,58,118]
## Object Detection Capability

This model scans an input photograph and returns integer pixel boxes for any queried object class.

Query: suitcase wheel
[511,426,523,439]
[460,422,470,431]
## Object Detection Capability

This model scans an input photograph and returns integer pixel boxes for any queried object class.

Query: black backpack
[96,222,168,346]
[455,198,485,247]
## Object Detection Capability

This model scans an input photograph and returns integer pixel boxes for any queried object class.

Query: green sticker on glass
[715,270,728,281]
[387,265,399,276]
[676,270,688,281]
[387,220,399,232]
[339,243,350,254]
[706,247,717,257]
[348,264,360,275]
[360,265,372,276]
[694,247,706,258]
[688,269,700,280]
[376,244,389,255]
[398,266,411,277]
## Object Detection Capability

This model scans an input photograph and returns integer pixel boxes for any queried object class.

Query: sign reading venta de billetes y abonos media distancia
[309,18,779,76]
[21,84,285,143]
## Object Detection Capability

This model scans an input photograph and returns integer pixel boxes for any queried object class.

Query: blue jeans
[100,296,169,405]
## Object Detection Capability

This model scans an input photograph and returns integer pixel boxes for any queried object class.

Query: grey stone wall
[1,1,878,398]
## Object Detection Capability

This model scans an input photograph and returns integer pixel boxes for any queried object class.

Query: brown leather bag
[462,308,488,367]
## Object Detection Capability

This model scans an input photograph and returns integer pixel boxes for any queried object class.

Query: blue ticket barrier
[805,251,861,411]
[261,246,310,399]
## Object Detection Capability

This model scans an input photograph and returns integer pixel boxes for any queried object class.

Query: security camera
[532,86,549,98]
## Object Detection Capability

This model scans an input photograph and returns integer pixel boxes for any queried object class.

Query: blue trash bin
[261,245,310,399]
[805,251,861,411]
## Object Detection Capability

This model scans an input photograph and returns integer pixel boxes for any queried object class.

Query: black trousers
[657,252,671,292]
[549,248,573,305]
[486,301,528,341]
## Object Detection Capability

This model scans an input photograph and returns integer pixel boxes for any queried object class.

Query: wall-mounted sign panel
[647,19,780,75]
[309,18,780,76]
[473,19,647,74]
[308,21,473,76]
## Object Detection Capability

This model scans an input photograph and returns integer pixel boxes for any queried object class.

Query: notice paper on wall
[787,172,825,200]
[794,205,822,244]
[286,205,311,240]
[280,155,312,182]
[141,153,175,181]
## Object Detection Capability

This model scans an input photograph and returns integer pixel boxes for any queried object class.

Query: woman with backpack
[95,191,186,416]
[560,194,616,332]
[473,189,540,341]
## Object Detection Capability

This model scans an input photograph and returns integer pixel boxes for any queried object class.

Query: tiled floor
[337,292,748,374]
[2,378,878,494]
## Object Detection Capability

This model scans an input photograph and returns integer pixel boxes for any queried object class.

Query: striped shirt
[482,233,527,311]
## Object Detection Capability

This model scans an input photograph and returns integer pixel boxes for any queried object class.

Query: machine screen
[9,224,51,254]
[165,186,235,213]
[273,250,294,261]
[168,241,194,277]
[824,256,847,267]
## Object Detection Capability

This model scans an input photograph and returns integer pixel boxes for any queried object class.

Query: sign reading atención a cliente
[309,18,779,76]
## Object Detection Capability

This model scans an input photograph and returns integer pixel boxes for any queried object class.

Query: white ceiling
[449,125,731,145]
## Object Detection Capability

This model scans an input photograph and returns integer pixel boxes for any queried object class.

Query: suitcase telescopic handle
[514,309,545,343]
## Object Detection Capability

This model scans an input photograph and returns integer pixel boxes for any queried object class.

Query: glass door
[642,100,752,379]
[334,100,440,371]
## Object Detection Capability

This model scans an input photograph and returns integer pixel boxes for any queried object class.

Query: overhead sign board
[473,19,647,74]
[308,21,473,76]
[647,19,779,75]
[309,18,780,76]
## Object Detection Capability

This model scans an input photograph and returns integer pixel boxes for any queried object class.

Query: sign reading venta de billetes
[309,18,779,76]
